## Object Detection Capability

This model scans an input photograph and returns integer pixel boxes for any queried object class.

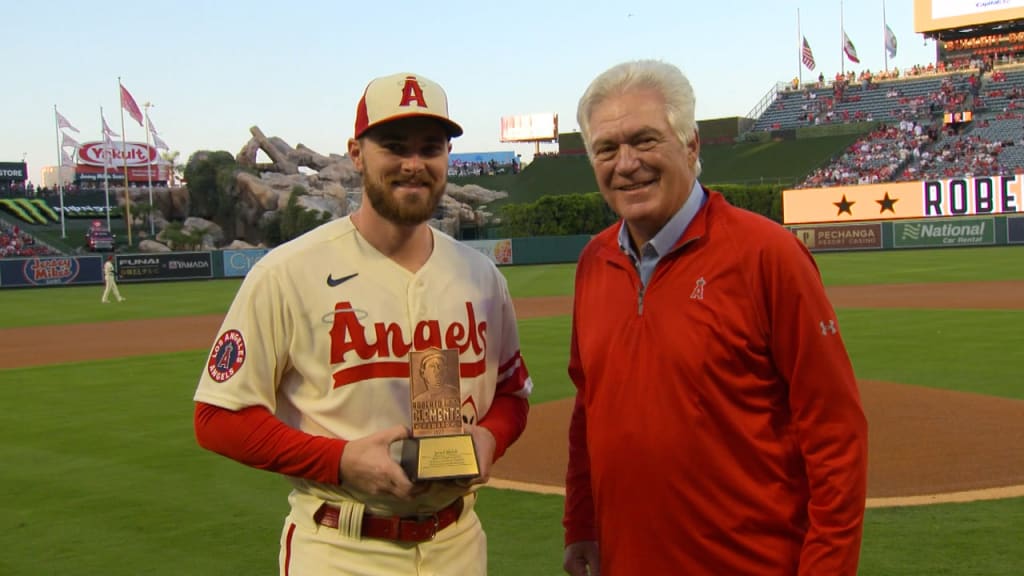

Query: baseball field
[1,245,1022,575]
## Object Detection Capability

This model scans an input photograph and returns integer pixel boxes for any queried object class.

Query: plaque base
[401,434,480,482]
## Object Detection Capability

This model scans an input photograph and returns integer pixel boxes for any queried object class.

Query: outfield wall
[0,235,592,288]
[1,220,1020,289]
[788,214,1024,252]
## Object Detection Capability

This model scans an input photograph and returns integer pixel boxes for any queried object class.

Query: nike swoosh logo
[326,272,359,287]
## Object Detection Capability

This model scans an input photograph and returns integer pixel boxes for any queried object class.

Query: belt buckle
[402,512,440,542]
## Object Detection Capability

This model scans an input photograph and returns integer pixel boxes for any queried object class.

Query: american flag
[801,37,816,71]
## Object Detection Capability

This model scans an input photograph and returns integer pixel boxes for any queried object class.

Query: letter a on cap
[400,76,428,108]
[353,71,464,139]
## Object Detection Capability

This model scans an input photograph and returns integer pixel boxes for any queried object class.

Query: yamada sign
[77,141,156,167]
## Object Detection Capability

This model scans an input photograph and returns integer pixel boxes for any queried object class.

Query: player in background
[101,255,124,303]
[193,71,532,575]
[562,60,868,575]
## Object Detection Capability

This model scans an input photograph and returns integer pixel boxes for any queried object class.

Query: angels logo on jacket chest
[690,276,706,300]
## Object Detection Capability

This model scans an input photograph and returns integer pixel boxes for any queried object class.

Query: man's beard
[363,172,446,226]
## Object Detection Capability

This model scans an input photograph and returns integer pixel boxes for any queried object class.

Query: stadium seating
[752,72,974,133]
[769,62,1024,188]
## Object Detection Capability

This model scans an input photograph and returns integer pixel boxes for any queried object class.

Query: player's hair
[577,59,702,177]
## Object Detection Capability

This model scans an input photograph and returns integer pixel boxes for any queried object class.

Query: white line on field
[487,478,1024,508]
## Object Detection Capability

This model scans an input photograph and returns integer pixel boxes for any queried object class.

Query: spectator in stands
[0,223,58,258]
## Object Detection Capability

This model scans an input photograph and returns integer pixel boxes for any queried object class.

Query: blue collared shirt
[618,180,706,287]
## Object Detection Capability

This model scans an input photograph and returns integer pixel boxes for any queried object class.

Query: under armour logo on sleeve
[820,320,838,335]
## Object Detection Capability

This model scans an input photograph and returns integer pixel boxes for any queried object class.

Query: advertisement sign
[0,162,28,181]
[784,175,1023,224]
[463,239,514,265]
[914,0,1024,33]
[77,141,156,168]
[223,248,269,277]
[792,223,883,252]
[116,252,213,281]
[0,256,102,287]
[893,217,995,248]
[499,113,558,143]
[1008,216,1024,244]
[76,164,168,182]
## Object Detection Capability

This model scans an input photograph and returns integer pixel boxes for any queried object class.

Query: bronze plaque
[401,348,479,481]
[410,348,463,436]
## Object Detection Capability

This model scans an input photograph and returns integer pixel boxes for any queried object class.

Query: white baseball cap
[353,72,463,139]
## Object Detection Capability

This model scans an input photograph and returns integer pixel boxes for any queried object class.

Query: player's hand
[339,425,416,500]
[563,541,600,576]
[452,424,496,487]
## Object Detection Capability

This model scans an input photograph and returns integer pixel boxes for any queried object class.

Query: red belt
[313,498,464,543]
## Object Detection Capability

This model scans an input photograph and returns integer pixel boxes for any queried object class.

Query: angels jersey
[195,216,532,515]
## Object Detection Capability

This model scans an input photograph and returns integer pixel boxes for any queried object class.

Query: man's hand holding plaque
[401,348,481,482]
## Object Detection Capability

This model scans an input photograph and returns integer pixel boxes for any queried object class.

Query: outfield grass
[0,280,242,329]
[517,316,573,403]
[840,308,1024,400]
[814,246,1024,284]
[1,246,1022,574]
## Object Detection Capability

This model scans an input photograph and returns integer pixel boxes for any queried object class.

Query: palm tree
[160,150,183,186]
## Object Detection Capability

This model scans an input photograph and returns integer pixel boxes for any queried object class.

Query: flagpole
[841,0,846,77]
[118,77,133,247]
[883,0,889,73]
[54,106,67,238]
[101,106,112,231]
[144,102,155,237]
[798,9,803,87]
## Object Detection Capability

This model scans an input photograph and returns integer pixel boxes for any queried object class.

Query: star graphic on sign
[876,192,898,213]
[833,194,855,216]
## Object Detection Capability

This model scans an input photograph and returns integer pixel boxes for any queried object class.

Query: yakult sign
[77,141,156,167]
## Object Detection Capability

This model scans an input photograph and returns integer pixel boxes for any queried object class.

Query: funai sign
[894,217,995,248]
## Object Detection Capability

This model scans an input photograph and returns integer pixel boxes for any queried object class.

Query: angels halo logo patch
[207,329,246,382]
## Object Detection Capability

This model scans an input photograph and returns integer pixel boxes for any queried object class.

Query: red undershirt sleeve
[477,394,529,461]
[194,402,346,485]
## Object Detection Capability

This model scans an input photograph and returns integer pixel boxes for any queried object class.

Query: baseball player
[101,255,124,303]
[193,71,532,576]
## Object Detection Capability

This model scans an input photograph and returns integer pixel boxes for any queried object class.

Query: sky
[4,0,940,186]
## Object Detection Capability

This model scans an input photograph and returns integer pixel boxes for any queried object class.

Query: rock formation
[234,126,507,238]
[117,126,507,251]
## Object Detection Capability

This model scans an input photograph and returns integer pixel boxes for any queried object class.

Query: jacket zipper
[635,236,700,316]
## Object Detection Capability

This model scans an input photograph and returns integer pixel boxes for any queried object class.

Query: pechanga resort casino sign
[77,141,156,168]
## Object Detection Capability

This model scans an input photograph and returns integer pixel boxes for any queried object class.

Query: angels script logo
[328,301,488,388]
